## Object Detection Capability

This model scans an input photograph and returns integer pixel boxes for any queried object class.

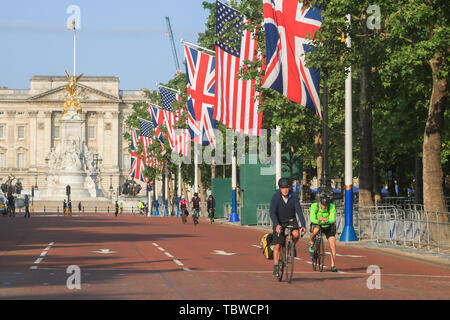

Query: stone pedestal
[38,108,105,201]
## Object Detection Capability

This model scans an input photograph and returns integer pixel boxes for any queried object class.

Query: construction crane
[165,16,182,74]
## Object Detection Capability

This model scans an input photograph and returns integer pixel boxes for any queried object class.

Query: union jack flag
[215,0,263,136]
[184,45,217,147]
[262,0,322,118]
[141,135,160,169]
[158,87,191,157]
[148,104,165,145]
[130,129,147,182]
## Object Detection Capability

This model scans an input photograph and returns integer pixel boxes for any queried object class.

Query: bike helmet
[318,188,332,206]
[194,192,198,197]
[278,177,292,189]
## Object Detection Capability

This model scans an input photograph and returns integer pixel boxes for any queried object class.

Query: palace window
[0,153,4,168]
[17,126,25,139]
[0,125,4,139]
[53,126,60,139]
[17,153,25,168]
[123,154,131,169]
[88,126,96,139]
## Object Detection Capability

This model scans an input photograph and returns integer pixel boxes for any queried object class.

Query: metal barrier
[254,201,449,256]
[223,202,240,221]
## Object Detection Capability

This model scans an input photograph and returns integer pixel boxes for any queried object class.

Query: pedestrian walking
[119,202,123,215]
[207,194,216,223]
[24,195,30,218]
[8,194,15,217]
[78,201,82,214]
[115,201,119,217]
[63,199,67,214]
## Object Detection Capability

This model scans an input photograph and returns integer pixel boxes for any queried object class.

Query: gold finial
[63,70,84,114]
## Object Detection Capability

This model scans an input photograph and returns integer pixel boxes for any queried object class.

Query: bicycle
[208,208,215,223]
[181,208,188,224]
[311,225,325,272]
[276,224,297,283]
[192,208,199,226]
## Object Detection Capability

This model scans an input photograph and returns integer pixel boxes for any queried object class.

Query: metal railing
[223,201,240,221]
[255,201,449,256]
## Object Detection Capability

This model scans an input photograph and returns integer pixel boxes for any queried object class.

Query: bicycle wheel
[319,234,325,272]
[286,240,295,283]
[312,236,320,271]
[277,245,285,282]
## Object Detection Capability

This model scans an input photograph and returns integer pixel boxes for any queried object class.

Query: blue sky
[0,0,212,90]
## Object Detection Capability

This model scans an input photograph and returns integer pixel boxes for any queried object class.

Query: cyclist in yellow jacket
[308,190,338,272]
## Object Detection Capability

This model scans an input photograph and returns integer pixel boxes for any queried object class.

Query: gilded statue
[63,70,84,114]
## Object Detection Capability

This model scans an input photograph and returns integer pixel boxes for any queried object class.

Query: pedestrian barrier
[255,201,449,256]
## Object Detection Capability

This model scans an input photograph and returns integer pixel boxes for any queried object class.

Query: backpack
[260,233,274,260]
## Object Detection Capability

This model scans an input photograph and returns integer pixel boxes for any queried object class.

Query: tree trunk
[211,158,216,179]
[414,149,423,205]
[359,65,374,208]
[314,130,322,187]
[423,56,448,244]
[198,165,206,215]
[423,57,447,213]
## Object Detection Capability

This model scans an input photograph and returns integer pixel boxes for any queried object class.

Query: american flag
[130,129,147,182]
[262,0,322,118]
[158,87,191,157]
[184,45,217,147]
[148,105,165,144]
[139,118,155,138]
[141,135,160,169]
[215,0,263,136]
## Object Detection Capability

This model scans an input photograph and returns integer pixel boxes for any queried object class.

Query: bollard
[107,207,109,215]
[95,207,97,214]
[57,206,59,216]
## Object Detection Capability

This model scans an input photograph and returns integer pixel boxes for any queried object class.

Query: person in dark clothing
[7,194,15,217]
[115,201,119,217]
[78,202,82,214]
[207,195,216,223]
[24,195,30,218]
[269,177,306,278]
[63,199,67,213]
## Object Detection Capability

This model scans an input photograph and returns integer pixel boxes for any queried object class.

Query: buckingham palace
[0,75,150,198]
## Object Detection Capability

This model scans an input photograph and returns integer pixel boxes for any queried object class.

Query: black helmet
[278,177,292,189]
[194,192,198,197]
[318,189,331,206]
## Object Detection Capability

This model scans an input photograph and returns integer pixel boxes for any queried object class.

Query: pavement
[0,214,449,301]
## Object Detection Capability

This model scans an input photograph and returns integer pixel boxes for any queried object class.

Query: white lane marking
[183,267,191,271]
[152,243,159,247]
[157,247,165,252]
[30,242,54,270]
[252,245,262,249]
[325,252,364,258]
[212,250,236,256]
[164,252,174,258]
[92,249,116,254]
[173,259,184,266]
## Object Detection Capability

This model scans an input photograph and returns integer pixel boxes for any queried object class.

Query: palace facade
[0,75,150,197]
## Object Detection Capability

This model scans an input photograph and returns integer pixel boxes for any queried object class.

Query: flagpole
[164,164,169,216]
[180,39,215,55]
[177,164,182,217]
[154,177,160,216]
[156,83,181,95]
[229,149,239,222]
[275,125,282,190]
[340,14,357,242]
[147,181,152,216]
[194,143,199,194]
[73,27,76,76]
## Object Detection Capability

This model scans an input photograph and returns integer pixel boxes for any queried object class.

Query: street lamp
[94,152,102,170]
[34,173,38,189]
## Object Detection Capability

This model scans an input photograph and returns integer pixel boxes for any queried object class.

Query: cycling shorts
[272,219,299,245]
[310,223,336,239]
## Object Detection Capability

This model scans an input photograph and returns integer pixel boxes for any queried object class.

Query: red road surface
[0,215,449,299]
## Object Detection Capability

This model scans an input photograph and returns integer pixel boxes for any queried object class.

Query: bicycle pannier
[260,233,274,260]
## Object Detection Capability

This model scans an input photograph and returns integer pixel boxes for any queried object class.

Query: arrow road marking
[92,249,116,254]
[212,250,236,256]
